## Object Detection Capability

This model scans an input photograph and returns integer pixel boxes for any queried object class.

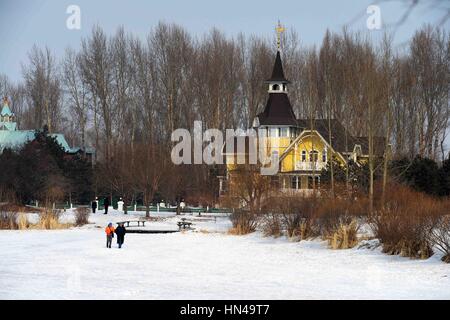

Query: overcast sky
[0,0,448,83]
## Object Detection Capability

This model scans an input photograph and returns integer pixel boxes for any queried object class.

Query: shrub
[37,210,67,230]
[261,213,282,237]
[284,202,319,240]
[74,207,90,226]
[263,195,319,240]
[317,197,361,249]
[229,210,258,235]
[0,210,18,229]
[371,184,447,259]
[327,220,359,249]
[428,215,450,263]
[17,212,29,230]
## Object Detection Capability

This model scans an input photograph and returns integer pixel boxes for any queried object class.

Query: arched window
[301,150,306,162]
[309,150,319,162]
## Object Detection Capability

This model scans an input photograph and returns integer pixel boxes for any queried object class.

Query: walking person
[105,223,115,248]
[91,198,97,214]
[104,196,110,215]
[115,223,126,249]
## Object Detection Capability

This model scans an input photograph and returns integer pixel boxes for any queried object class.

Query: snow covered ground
[0,209,449,300]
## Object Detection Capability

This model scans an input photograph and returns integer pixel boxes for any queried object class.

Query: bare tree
[22,45,62,132]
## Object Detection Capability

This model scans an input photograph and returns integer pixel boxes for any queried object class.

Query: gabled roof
[0,130,74,153]
[296,119,386,156]
[0,122,17,131]
[266,51,289,83]
[297,119,355,153]
[257,93,297,126]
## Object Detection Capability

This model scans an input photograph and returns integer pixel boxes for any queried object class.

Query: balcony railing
[295,161,326,171]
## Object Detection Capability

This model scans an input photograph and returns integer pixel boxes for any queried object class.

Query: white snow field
[0,208,449,300]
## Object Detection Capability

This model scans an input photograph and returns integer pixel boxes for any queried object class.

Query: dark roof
[297,119,386,156]
[257,93,298,126]
[354,136,386,156]
[266,51,289,83]
[297,119,356,153]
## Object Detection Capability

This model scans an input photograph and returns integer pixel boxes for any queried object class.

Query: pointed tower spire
[255,25,297,127]
[267,51,288,83]
[266,21,289,84]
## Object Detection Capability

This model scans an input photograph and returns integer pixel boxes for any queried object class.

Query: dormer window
[301,150,306,162]
[310,150,319,162]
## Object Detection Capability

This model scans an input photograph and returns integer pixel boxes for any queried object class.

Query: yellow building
[219,49,386,196]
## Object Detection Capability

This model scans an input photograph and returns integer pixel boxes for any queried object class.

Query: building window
[290,128,297,138]
[272,84,280,91]
[307,176,320,189]
[271,176,279,188]
[309,150,319,162]
[322,149,327,162]
[301,150,306,162]
[279,127,288,137]
[269,128,278,137]
[291,176,299,189]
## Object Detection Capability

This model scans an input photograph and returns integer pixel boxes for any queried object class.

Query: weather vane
[275,20,285,50]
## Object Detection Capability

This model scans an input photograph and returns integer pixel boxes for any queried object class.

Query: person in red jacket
[105,223,115,248]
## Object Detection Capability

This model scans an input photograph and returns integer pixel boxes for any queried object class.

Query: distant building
[0,97,94,159]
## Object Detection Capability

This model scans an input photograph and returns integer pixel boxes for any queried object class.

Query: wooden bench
[117,220,146,228]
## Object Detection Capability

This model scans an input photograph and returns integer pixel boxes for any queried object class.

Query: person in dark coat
[91,199,97,214]
[115,223,126,248]
[104,196,110,215]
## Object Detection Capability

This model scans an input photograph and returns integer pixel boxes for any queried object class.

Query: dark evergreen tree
[0,129,93,204]
[390,156,440,196]
[320,157,371,195]
[438,158,450,196]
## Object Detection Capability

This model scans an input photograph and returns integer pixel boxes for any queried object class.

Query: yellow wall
[225,132,346,173]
